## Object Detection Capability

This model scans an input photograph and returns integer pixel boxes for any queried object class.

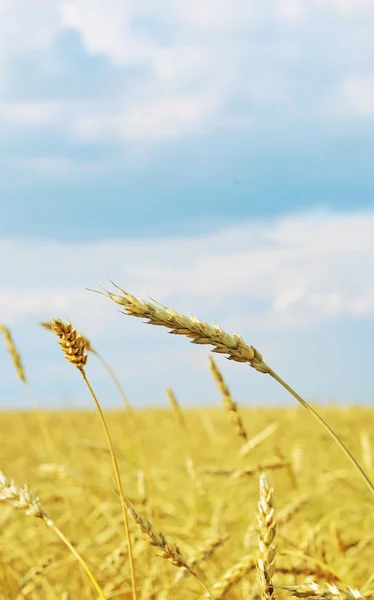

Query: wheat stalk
[95,284,374,499]
[50,318,137,600]
[166,387,204,494]
[0,471,106,600]
[42,319,158,521]
[199,458,289,478]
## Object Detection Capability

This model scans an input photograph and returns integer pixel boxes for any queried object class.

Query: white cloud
[0,0,373,145]
[0,102,60,125]
[1,209,373,335]
[340,76,374,116]
[72,92,218,142]
[5,156,116,175]
[312,0,374,16]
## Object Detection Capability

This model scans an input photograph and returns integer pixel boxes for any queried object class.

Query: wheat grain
[41,321,95,353]
[51,319,88,370]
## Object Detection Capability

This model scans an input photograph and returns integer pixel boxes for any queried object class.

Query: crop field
[1,287,374,600]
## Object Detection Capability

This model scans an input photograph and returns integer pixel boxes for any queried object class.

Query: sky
[0,1,374,409]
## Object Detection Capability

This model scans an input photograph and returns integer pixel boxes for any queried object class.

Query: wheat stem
[268,369,374,498]
[51,319,137,600]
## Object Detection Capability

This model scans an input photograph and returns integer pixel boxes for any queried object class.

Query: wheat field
[1,287,373,600]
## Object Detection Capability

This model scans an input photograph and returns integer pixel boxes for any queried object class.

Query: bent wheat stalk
[51,318,137,600]
[94,283,374,499]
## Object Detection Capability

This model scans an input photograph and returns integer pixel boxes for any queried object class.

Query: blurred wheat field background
[1,290,374,600]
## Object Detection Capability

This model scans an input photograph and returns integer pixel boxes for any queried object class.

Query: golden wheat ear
[257,473,277,600]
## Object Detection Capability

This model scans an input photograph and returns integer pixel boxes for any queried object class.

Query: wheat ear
[0,324,57,458]
[51,318,137,600]
[209,356,248,441]
[95,284,374,499]
[278,582,363,599]
[0,471,106,600]
[257,473,277,600]
[126,501,214,599]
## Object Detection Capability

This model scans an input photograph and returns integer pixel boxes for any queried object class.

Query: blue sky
[0,1,374,408]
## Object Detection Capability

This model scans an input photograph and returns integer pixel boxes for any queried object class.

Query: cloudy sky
[0,1,374,409]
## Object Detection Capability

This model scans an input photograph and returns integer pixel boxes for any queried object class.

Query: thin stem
[92,350,133,412]
[93,349,159,522]
[24,381,57,462]
[268,368,374,498]
[195,575,214,599]
[46,519,107,600]
[80,370,137,600]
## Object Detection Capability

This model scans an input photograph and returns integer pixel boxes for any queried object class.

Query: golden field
[1,288,374,600]
[1,404,374,599]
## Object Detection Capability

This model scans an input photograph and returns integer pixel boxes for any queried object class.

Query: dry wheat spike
[0,324,26,381]
[41,321,95,353]
[209,355,248,440]
[51,319,88,370]
[126,501,214,598]
[96,284,268,372]
[279,582,363,600]
[257,473,277,600]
